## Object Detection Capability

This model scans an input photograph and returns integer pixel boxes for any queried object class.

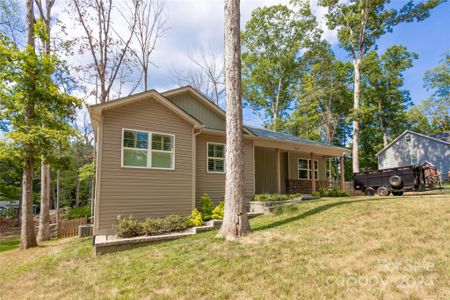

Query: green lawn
[1,195,449,299]
[0,236,19,252]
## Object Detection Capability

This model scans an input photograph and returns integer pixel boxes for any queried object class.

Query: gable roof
[162,85,255,135]
[376,130,450,156]
[429,132,450,143]
[88,89,204,129]
[88,85,348,154]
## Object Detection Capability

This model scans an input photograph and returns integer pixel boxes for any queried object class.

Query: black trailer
[353,162,442,196]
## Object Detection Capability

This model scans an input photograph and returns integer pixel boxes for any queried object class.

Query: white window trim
[405,134,411,143]
[207,142,226,174]
[382,157,390,168]
[121,128,176,170]
[297,158,319,180]
[410,151,418,165]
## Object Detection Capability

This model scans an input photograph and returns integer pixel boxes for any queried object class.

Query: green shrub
[317,187,349,197]
[116,216,143,238]
[141,215,189,235]
[251,193,301,202]
[199,194,213,221]
[311,191,320,197]
[67,206,91,220]
[188,208,204,226]
[211,201,224,220]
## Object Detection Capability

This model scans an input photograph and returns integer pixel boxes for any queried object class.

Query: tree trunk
[352,58,361,173]
[75,141,80,207]
[37,160,51,242]
[218,0,251,240]
[20,0,38,250]
[20,167,37,249]
[56,169,60,225]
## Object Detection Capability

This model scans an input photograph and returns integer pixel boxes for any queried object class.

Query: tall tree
[218,0,251,240]
[288,42,353,145]
[0,0,25,47]
[241,4,319,131]
[171,47,225,105]
[361,45,417,146]
[318,0,444,173]
[422,51,450,131]
[70,0,139,102]
[35,0,56,242]
[126,0,167,91]
[0,27,81,250]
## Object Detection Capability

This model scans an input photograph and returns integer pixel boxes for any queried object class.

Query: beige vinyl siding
[254,147,288,194]
[98,96,193,234]
[195,133,254,205]
[165,92,225,130]
[287,152,326,180]
[254,147,276,194]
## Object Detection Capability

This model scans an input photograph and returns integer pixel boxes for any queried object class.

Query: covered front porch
[253,138,348,195]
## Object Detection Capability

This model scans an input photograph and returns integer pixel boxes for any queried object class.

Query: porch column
[310,152,316,193]
[340,156,345,191]
[275,148,281,194]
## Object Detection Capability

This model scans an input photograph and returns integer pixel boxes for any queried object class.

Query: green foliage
[318,187,349,198]
[287,42,353,144]
[251,193,301,202]
[116,215,191,238]
[311,191,320,197]
[415,51,450,132]
[241,4,319,130]
[0,34,82,168]
[141,215,190,236]
[199,194,213,221]
[211,201,224,220]
[116,216,143,238]
[187,209,204,227]
[67,206,91,220]
[79,162,95,182]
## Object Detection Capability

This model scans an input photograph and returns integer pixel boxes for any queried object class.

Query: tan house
[89,86,349,235]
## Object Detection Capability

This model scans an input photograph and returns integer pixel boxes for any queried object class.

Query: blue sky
[59,0,449,127]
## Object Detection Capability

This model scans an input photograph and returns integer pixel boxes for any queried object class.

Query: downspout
[192,127,203,210]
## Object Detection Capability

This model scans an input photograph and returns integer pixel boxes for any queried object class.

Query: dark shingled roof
[429,132,450,143]
[245,126,344,150]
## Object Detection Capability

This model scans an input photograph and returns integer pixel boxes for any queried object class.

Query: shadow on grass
[253,197,389,232]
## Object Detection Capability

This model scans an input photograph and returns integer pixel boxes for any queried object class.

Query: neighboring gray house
[376,130,450,177]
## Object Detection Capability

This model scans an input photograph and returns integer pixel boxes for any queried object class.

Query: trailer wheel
[364,187,376,196]
[376,186,391,196]
[389,175,403,187]
[392,191,404,196]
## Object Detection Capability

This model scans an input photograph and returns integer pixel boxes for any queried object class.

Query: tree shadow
[253,197,389,232]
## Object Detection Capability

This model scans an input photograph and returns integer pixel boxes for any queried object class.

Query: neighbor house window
[207,143,225,173]
[410,152,418,165]
[405,134,411,143]
[298,159,318,180]
[382,157,390,168]
[122,129,174,169]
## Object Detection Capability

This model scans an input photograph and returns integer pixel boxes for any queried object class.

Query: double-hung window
[122,129,174,169]
[207,143,225,173]
[298,159,318,180]
[382,157,390,169]
[410,152,418,165]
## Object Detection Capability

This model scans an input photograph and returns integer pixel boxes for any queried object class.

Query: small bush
[141,215,189,235]
[116,216,143,238]
[311,191,320,197]
[67,206,91,220]
[251,193,301,202]
[211,201,224,220]
[317,187,349,197]
[199,194,213,221]
[188,208,204,226]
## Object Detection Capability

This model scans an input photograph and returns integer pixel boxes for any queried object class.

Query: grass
[0,194,449,299]
[0,236,19,252]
